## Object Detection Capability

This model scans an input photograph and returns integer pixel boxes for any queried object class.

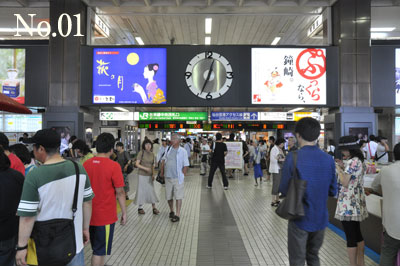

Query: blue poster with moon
[92,48,167,104]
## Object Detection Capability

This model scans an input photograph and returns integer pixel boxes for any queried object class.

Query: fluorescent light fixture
[287,107,304,113]
[205,36,211,45]
[370,27,395,32]
[135,37,144,45]
[114,107,129,112]
[271,37,281,46]
[205,18,212,34]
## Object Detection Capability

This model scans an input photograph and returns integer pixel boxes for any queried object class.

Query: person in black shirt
[207,133,229,190]
[0,146,24,266]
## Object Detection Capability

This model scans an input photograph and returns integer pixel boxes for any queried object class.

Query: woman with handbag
[135,139,160,215]
[335,136,368,266]
[269,138,286,206]
[251,140,266,186]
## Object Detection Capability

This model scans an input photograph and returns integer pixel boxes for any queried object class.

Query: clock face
[185,51,233,100]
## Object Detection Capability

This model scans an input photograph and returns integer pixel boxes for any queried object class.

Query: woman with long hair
[135,139,159,215]
[335,136,368,266]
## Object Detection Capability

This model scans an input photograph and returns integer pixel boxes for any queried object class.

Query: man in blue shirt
[279,117,337,266]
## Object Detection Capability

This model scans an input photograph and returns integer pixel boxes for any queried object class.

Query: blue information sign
[211,112,258,121]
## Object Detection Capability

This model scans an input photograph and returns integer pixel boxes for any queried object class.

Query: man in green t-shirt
[15,129,94,266]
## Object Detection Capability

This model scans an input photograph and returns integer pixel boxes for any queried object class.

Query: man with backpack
[116,142,132,200]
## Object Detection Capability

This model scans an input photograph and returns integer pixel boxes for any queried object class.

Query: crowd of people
[0,117,399,266]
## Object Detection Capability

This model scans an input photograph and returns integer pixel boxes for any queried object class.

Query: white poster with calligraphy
[225,141,243,169]
[252,48,327,105]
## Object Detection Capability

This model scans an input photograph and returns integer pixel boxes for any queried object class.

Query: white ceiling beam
[15,0,29,7]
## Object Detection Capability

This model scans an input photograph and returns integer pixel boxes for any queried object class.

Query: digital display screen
[3,114,42,132]
[93,48,167,104]
[396,49,400,105]
[0,49,26,104]
[139,123,285,130]
[252,48,326,105]
[139,123,203,130]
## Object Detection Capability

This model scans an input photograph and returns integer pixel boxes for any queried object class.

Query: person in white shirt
[366,143,400,265]
[269,138,286,206]
[200,139,211,176]
[184,138,192,167]
[375,137,390,163]
[152,138,160,160]
[363,135,378,161]
[156,139,168,166]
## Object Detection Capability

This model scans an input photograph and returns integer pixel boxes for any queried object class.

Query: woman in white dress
[269,138,286,207]
[135,139,160,215]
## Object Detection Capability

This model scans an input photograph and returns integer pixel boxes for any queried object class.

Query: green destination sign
[139,112,208,121]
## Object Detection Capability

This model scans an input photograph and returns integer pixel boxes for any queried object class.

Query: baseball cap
[24,129,61,149]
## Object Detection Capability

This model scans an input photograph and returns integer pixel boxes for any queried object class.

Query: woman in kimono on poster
[133,63,166,104]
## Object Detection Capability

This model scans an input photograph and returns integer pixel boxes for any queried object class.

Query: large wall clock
[185,51,233,100]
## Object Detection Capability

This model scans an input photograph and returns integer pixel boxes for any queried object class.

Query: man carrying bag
[278,118,337,266]
[15,129,94,266]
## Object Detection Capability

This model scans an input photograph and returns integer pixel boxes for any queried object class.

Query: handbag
[275,151,308,220]
[27,160,80,266]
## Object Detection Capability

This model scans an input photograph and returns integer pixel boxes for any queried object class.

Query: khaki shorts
[165,178,184,200]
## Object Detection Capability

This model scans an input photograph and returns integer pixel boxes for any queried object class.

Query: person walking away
[115,142,131,200]
[335,135,368,266]
[242,140,250,176]
[207,133,229,190]
[270,138,286,206]
[366,143,400,266]
[265,136,276,182]
[363,135,378,161]
[0,133,25,176]
[83,133,127,266]
[200,138,211,176]
[134,139,160,215]
[279,118,337,266]
[9,143,37,175]
[251,140,266,186]
[184,138,192,167]
[375,137,389,163]
[72,139,94,164]
[15,129,94,266]
[160,134,189,222]
[0,147,24,266]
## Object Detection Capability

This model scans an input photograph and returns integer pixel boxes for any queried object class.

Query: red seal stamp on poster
[296,49,326,80]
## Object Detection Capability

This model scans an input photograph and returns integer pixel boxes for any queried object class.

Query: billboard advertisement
[252,48,326,105]
[396,49,400,105]
[93,48,167,104]
[0,49,26,104]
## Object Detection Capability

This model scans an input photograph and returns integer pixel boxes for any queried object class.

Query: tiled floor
[83,167,378,266]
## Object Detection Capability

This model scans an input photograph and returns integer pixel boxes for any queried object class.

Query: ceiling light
[205,36,211,45]
[370,27,395,32]
[114,107,129,112]
[371,32,388,39]
[135,37,144,45]
[205,18,212,34]
[271,37,281,46]
[288,107,304,113]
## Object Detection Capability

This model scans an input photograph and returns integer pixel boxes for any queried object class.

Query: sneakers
[207,185,212,189]
[224,187,228,190]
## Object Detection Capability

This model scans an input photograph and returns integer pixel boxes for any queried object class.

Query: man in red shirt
[83,133,127,266]
[0,133,25,176]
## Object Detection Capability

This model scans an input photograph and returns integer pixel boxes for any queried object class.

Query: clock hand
[201,59,215,94]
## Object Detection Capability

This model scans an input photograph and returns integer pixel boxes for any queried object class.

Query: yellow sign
[293,112,320,121]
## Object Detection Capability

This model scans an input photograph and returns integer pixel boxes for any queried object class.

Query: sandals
[169,212,175,218]
[171,215,180,222]
[138,209,145,215]
[152,208,160,215]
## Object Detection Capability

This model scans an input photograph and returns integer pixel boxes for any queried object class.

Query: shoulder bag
[27,160,80,266]
[124,151,134,174]
[156,146,171,184]
[275,152,308,220]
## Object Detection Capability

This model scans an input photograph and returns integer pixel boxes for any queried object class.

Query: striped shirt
[17,160,94,253]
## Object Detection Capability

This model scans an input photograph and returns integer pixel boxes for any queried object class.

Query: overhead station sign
[211,112,258,121]
[100,112,134,121]
[252,48,327,105]
[138,112,208,121]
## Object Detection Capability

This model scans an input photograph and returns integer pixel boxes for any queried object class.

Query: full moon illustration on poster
[92,48,167,104]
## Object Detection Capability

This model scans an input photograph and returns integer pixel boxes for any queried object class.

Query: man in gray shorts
[160,134,189,222]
